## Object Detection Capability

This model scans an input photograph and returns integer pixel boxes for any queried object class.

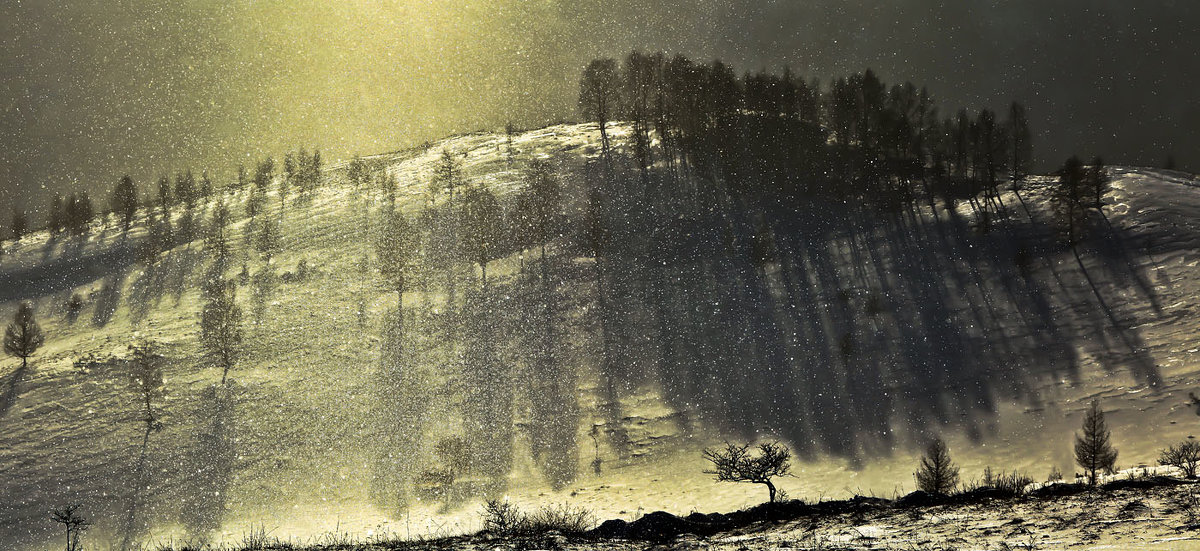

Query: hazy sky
[2,0,1197,217]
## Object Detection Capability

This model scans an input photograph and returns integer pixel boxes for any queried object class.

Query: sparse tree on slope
[914,438,960,494]
[375,210,418,304]
[1075,399,1118,486]
[579,58,620,159]
[1088,157,1110,210]
[703,441,792,503]
[113,175,139,231]
[1051,155,1088,244]
[461,184,505,286]
[255,216,282,263]
[200,278,243,385]
[48,194,65,234]
[4,302,45,370]
[1007,101,1032,192]
[157,175,172,213]
[128,342,164,428]
[430,149,462,201]
[10,209,28,241]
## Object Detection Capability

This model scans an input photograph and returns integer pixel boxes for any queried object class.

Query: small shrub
[525,503,596,534]
[1159,441,1200,478]
[482,499,524,535]
[1047,465,1064,482]
[479,500,595,536]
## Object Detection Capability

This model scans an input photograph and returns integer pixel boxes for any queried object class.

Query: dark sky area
[2,0,1197,221]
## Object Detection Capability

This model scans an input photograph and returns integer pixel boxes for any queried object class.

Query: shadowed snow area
[1,124,1198,549]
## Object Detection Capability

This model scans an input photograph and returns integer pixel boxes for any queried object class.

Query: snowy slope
[0,123,1198,550]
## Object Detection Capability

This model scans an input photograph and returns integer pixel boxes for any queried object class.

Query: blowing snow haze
[4,2,1200,550]
[2,1,1198,216]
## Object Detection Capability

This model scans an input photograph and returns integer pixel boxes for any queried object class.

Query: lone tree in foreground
[1074,399,1118,486]
[4,302,46,370]
[703,441,792,503]
[200,279,243,385]
[1159,440,1200,479]
[50,504,90,551]
[914,438,960,495]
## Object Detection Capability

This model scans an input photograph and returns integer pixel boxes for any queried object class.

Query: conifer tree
[1074,399,1118,486]
[113,175,139,231]
[1088,157,1109,210]
[4,302,45,370]
[375,210,417,302]
[157,175,172,213]
[48,194,65,234]
[200,278,242,385]
[461,185,504,285]
[1051,155,1087,244]
[914,438,960,494]
[10,209,28,241]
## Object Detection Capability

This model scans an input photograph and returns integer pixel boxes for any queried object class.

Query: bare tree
[703,441,792,503]
[914,438,960,494]
[1074,399,1118,486]
[579,58,620,159]
[5,302,45,370]
[49,504,90,551]
[1160,441,1200,479]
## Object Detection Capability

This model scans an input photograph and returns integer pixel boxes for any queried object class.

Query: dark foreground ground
[154,476,1200,550]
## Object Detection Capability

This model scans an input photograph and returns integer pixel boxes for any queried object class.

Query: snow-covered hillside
[1,123,1198,550]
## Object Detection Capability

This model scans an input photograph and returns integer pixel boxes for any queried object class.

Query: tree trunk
[764,479,777,503]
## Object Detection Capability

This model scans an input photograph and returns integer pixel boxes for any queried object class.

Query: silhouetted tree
[431,149,462,201]
[1088,157,1109,210]
[579,58,620,159]
[347,155,369,191]
[254,157,274,192]
[524,159,561,267]
[157,175,172,212]
[49,504,90,551]
[234,164,248,192]
[199,171,214,198]
[48,194,66,234]
[10,209,28,241]
[1074,399,1118,486]
[376,210,418,303]
[4,302,45,370]
[113,175,139,231]
[204,198,232,261]
[914,438,960,494]
[1051,155,1087,244]
[1007,102,1032,192]
[175,170,196,209]
[703,441,792,503]
[200,278,243,385]
[461,185,504,285]
[1160,441,1200,479]
[255,216,282,263]
[128,342,164,428]
[64,193,94,235]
